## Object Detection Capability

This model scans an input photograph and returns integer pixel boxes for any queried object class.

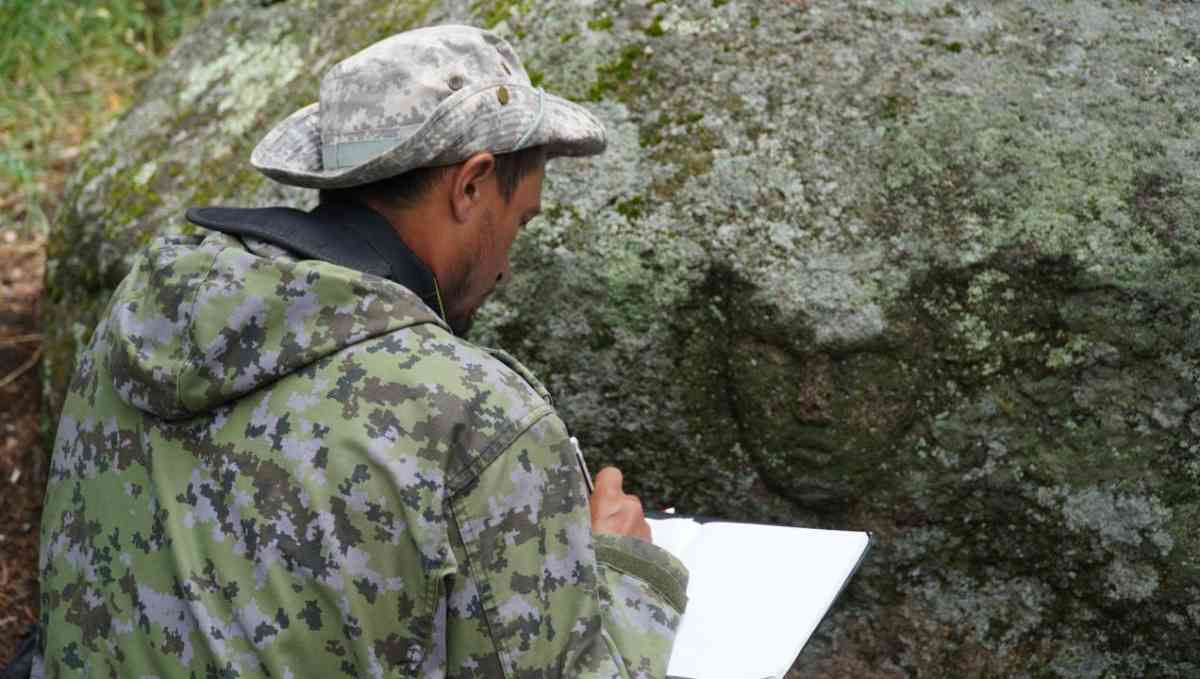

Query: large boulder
[44,0,1200,675]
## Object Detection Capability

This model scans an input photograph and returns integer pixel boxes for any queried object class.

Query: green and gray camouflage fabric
[35,230,688,678]
[251,25,606,189]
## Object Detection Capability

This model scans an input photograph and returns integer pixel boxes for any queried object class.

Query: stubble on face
[441,209,497,337]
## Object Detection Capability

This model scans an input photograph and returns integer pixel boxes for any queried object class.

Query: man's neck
[311,200,448,321]
[365,198,455,291]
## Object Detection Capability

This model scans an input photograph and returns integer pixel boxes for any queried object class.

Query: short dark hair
[319,146,545,208]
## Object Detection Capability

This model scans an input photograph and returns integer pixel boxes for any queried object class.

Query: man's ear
[449,152,496,223]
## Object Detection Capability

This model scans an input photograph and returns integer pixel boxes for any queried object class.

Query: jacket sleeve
[448,410,689,678]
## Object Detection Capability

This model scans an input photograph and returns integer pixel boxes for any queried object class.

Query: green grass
[0,0,213,233]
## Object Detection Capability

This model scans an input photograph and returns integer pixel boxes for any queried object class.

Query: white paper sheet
[647,518,870,679]
[649,517,704,560]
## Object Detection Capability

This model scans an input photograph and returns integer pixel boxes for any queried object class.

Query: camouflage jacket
[36,227,688,678]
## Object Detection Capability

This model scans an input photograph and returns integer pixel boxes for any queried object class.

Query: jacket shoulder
[303,323,556,493]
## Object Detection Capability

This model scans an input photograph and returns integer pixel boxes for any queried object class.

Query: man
[35,25,687,678]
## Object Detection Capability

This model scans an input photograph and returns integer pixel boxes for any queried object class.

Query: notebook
[645,515,873,679]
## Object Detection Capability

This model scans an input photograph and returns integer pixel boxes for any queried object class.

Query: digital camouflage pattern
[36,230,688,678]
[250,25,606,189]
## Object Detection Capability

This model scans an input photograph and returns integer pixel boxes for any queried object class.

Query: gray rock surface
[43,0,1200,676]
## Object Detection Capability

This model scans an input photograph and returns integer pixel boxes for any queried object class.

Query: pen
[570,436,594,494]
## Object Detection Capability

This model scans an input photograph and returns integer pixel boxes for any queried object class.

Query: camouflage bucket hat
[251,24,607,189]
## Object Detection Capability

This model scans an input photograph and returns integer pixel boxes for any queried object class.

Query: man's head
[250,24,606,335]
[322,146,546,336]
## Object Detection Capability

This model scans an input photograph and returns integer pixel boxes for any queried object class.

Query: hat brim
[250,84,606,189]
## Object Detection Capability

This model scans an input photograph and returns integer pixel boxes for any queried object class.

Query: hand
[589,466,652,542]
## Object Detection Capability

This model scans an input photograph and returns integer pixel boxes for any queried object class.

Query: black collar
[185,201,447,323]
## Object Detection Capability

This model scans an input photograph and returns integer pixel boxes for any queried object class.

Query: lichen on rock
[43,0,1200,676]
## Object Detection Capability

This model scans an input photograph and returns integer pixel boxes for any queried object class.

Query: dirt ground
[0,229,46,665]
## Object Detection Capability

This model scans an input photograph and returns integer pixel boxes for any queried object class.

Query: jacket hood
[106,230,446,419]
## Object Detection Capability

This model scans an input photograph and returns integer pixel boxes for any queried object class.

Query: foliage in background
[0,0,213,233]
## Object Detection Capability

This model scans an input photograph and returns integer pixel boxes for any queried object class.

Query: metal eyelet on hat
[497,86,510,105]
[448,75,464,91]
